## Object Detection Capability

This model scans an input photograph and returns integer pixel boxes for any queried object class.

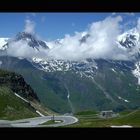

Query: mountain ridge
[0,68,41,120]
[1,29,140,113]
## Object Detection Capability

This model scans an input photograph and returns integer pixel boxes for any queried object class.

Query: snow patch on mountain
[132,62,140,85]
[117,28,139,49]
[124,99,129,103]
[118,96,130,103]
[31,57,98,79]
[0,38,9,50]
[111,68,117,73]
[32,57,72,72]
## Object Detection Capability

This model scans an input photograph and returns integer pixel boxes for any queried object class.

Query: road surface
[0,115,78,127]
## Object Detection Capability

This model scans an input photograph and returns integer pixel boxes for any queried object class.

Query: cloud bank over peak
[4,16,140,61]
[47,16,127,60]
[24,19,35,34]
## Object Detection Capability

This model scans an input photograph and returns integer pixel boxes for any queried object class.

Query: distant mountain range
[1,28,140,114]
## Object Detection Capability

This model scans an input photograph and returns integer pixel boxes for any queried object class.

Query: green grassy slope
[0,57,71,113]
[0,86,39,120]
[67,109,140,127]
[1,56,140,114]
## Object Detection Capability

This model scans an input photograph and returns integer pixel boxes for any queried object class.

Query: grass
[2,56,140,114]
[74,110,99,119]
[66,109,140,127]
[0,69,12,76]
[119,109,134,116]
[29,100,56,116]
[75,110,98,116]
[0,86,39,120]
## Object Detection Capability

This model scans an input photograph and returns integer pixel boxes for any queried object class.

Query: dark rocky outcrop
[0,69,39,102]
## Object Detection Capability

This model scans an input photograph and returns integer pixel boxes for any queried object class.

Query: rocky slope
[0,69,40,120]
[0,69,39,101]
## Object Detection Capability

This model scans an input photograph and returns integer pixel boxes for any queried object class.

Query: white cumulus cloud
[46,16,127,61]
[7,40,48,59]
[5,15,140,61]
[24,19,35,34]
[7,40,37,58]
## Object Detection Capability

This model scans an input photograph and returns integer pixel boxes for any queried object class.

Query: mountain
[0,68,39,101]
[14,32,49,50]
[117,28,139,49]
[1,56,140,114]
[1,30,140,114]
[31,57,98,78]
[0,69,40,120]
[1,32,49,51]
[0,38,9,50]
[79,34,90,44]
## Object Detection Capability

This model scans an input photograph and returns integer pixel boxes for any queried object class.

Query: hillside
[0,57,72,113]
[1,26,140,114]
[1,56,140,114]
[0,69,40,120]
[67,109,140,127]
[0,69,39,102]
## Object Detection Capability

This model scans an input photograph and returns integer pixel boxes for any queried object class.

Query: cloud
[6,40,48,59]
[46,16,128,61]
[5,15,140,61]
[24,19,35,34]
[7,40,37,58]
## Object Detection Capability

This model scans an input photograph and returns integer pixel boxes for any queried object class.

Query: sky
[1,12,140,61]
[0,12,139,40]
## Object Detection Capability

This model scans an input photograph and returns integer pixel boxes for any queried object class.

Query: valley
[65,109,140,127]
[1,13,140,127]
[0,69,78,127]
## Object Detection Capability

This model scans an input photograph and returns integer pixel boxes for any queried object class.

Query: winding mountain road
[0,115,78,127]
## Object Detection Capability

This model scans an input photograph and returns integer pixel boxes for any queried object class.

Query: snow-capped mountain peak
[0,32,49,52]
[132,61,140,85]
[117,28,139,49]
[13,32,49,50]
[0,38,9,50]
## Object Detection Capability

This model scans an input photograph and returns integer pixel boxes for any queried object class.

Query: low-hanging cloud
[5,16,140,61]
[6,40,49,59]
[46,16,130,60]
[24,19,35,34]
[7,40,37,58]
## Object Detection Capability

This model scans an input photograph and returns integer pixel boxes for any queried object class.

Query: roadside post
[51,114,55,122]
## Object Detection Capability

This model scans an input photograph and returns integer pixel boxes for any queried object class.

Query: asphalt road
[0,115,78,127]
